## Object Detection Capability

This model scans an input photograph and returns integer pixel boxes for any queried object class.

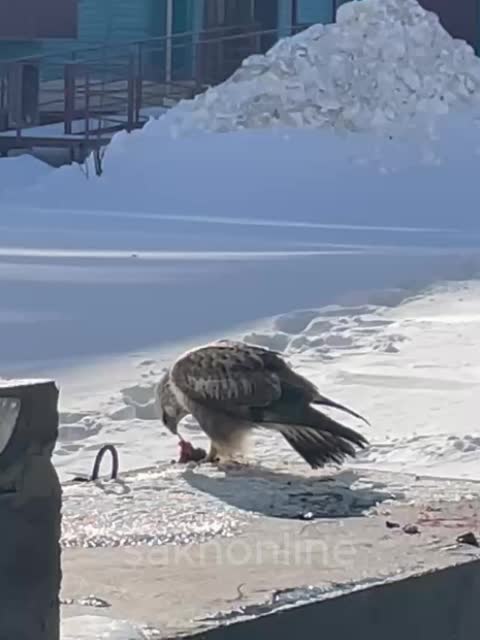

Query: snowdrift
[0,155,53,198]
[4,0,480,234]
[166,0,480,135]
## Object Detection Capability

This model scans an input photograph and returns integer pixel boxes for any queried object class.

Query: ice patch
[61,464,396,551]
[61,467,247,548]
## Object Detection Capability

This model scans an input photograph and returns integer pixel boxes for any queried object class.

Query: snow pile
[0,155,52,197]
[166,0,480,135]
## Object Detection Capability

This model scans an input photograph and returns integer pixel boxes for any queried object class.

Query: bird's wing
[170,342,283,410]
[171,340,368,424]
[221,341,368,424]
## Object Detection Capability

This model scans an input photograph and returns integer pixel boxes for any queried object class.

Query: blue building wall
[44,0,166,58]
[297,0,334,24]
[1,1,477,63]
[277,0,293,36]
[0,0,344,62]
[0,0,169,61]
[0,0,208,84]
[277,0,349,35]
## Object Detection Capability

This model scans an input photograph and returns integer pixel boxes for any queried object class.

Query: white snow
[40,279,480,485]
[7,112,480,236]
[165,0,480,135]
[267,280,480,481]
[5,1,480,231]
[0,0,478,488]
[62,615,151,640]
[0,155,53,199]
[0,3,479,491]
[0,5,477,635]
[0,107,166,141]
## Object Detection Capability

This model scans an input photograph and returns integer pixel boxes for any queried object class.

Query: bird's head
[155,370,187,436]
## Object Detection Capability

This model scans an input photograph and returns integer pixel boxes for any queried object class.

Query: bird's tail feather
[263,405,368,469]
[312,392,369,425]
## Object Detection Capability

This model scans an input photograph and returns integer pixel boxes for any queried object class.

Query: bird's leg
[205,442,219,464]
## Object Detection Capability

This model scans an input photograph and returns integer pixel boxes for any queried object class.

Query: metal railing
[0,22,308,157]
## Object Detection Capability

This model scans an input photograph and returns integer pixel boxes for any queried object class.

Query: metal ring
[90,444,119,481]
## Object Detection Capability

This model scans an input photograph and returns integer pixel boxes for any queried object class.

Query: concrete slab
[59,463,480,638]
[0,380,61,640]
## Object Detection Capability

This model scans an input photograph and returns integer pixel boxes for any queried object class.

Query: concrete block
[60,465,480,639]
[0,380,61,640]
[191,559,480,640]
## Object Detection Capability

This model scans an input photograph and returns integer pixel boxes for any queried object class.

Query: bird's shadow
[182,463,400,520]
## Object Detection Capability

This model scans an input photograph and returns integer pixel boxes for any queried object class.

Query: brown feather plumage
[156,340,369,468]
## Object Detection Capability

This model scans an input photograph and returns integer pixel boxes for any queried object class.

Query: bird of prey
[155,340,368,469]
